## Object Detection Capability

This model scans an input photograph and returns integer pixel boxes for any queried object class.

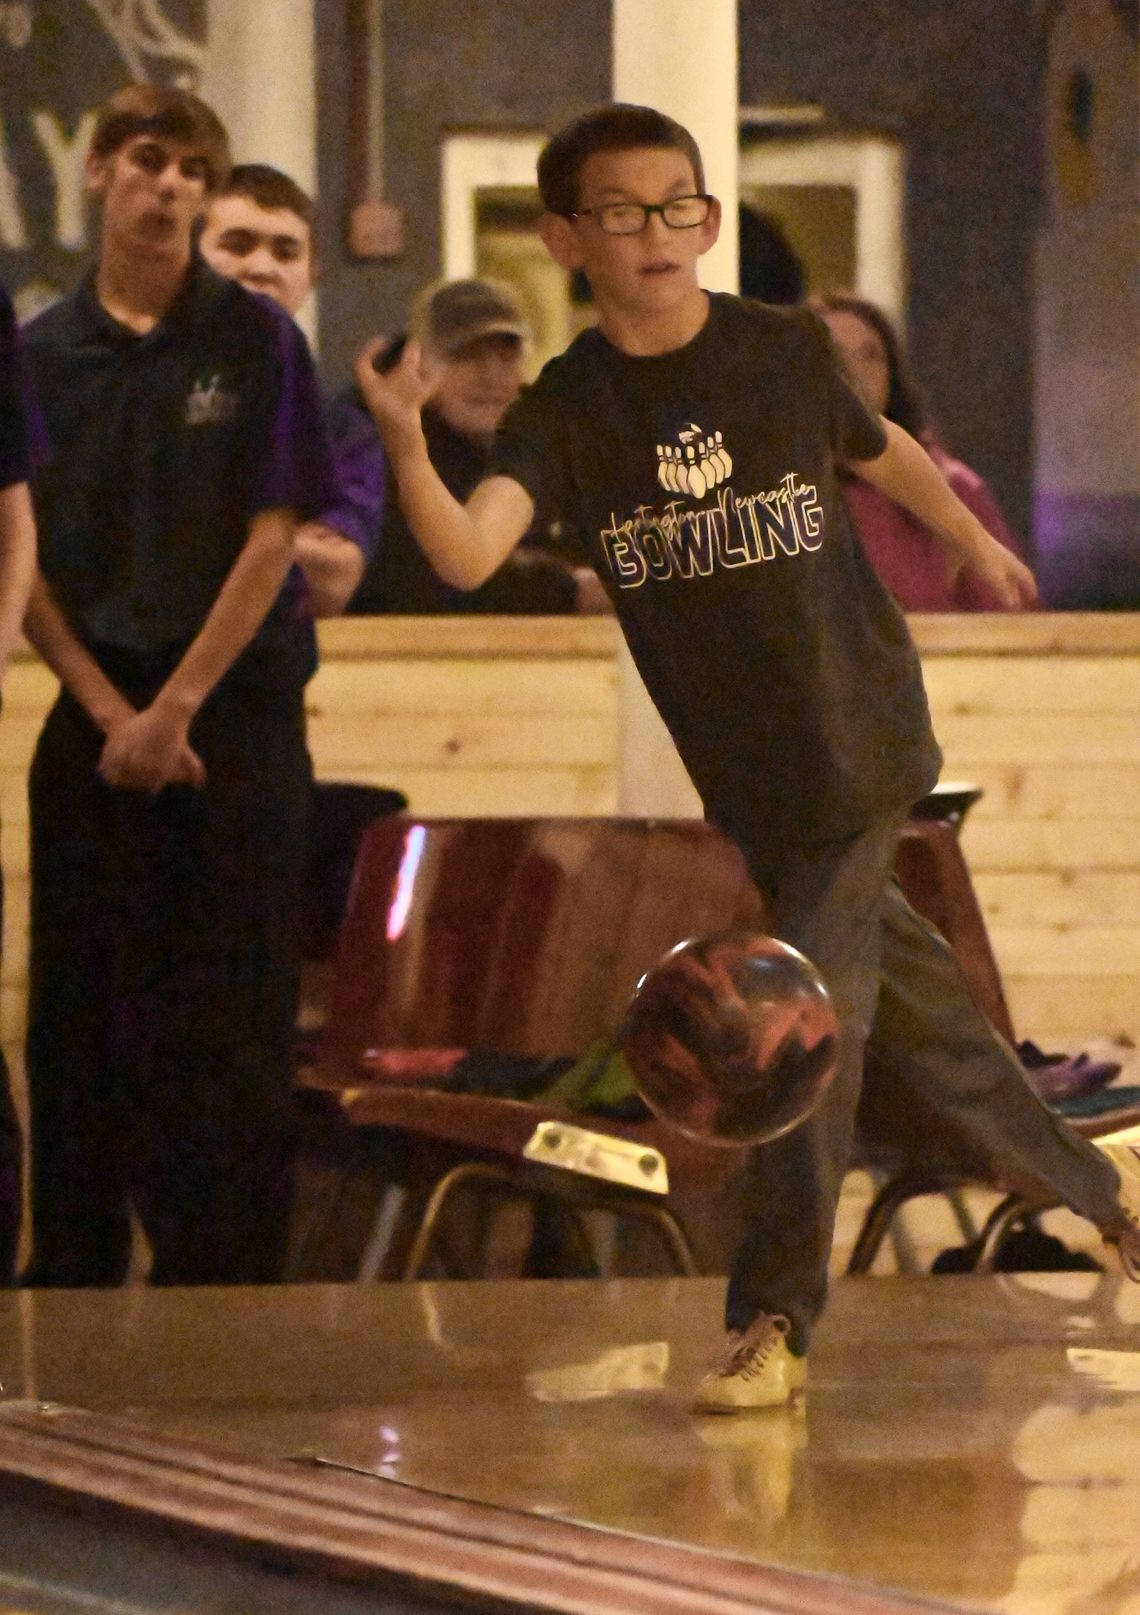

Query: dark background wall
[738,0,1042,549]
[315,0,1042,542]
[314,0,611,383]
[0,0,204,315]
[0,0,1045,546]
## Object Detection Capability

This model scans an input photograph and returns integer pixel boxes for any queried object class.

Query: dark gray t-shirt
[489,295,941,844]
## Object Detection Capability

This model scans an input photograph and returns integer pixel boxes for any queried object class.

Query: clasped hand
[98,703,206,792]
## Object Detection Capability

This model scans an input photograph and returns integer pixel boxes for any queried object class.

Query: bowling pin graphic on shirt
[658,444,683,493]
[656,424,733,499]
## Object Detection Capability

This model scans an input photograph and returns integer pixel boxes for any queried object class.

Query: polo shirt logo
[185,372,240,428]
[655,422,734,499]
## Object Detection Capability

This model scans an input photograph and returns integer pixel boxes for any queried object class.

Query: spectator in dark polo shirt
[199,163,385,616]
[20,85,335,1288]
[0,282,38,1284]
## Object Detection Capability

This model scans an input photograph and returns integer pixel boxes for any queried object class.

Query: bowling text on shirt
[601,472,824,590]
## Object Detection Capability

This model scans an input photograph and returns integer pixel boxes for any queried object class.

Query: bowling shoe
[1093,1122,1140,1279]
[692,1313,807,1412]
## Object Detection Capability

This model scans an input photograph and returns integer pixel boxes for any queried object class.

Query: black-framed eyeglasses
[570,194,713,236]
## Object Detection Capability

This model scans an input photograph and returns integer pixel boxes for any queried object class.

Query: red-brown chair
[848,807,1140,1274]
[294,817,765,1280]
[296,798,1138,1282]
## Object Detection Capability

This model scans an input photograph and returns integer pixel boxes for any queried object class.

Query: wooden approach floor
[2,1273,1140,1614]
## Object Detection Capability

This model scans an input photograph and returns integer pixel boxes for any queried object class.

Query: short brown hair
[219,163,315,231]
[538,103,706,218]
[90,84,231,193]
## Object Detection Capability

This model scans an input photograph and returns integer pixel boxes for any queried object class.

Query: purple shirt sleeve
[0,285,30,492]
[252,306,339,522]
[316,392,386,558]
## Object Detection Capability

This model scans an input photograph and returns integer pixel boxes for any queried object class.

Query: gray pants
[723,812,1123,1348]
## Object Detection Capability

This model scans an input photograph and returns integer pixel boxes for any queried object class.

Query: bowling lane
[4,1273,1140,1614]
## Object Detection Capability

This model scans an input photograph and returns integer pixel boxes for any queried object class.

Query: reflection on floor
[3,1272,1140,1615]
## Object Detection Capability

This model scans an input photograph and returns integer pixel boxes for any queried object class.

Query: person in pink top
[817,293,1032,611]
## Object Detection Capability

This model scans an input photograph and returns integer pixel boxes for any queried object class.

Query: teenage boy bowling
[355,103,1140,1411]
[20,86,335,1287]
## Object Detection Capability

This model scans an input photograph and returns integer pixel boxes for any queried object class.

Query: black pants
[0,836,21,1285]
[719,812,1123,1350]
[23,678,311,1288]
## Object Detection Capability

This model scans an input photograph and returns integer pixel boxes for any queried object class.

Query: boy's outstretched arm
[857,419,1038,609]
[354,338,533,587]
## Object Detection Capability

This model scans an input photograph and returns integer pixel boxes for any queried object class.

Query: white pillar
[202,0,317,338]
[612,0,739,293]
[611,0,738,816]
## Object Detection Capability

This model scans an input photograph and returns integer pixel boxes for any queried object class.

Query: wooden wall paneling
[0,614,1138,1088]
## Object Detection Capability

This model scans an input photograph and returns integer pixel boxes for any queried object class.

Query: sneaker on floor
[692,1314,807,1412]
[1094,1122,1140,1279]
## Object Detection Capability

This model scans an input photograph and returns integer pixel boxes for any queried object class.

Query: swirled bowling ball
[622,931,840,1146]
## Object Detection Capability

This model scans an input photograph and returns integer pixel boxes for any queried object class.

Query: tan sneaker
[692,1314,807,1412]
[1095,1123,1140,1279]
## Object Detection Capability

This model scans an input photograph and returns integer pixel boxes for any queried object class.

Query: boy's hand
[957,529,1038,610]
[98,704,207,792]
[354,336,437,458]
[294,521,366,617]
[857,425,1038,611]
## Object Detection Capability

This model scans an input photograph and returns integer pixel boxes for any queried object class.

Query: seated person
[347,278,583,614]
[200,163,384,615]
[817,293,1032,611]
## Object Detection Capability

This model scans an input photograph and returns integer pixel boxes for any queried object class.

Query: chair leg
[288,1132,373,1280]
[847,1173,935,1276]
[589,1211,617,1277]
[631,1203,700,1277]
[399,1160,521,1281]
[947,1188,981,1245]
[886,1210,922,1275]
[395,1156,702,1283]
[287,1167,349,1278]
[887,1185,982,1275]
[973,1194,1034,1273]
[355,1183,409,1282]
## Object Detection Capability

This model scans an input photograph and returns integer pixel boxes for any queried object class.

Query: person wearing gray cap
[347,277,582,614]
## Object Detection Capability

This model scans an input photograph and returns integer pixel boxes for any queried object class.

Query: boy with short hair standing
[199,162,384,618]
[356,103,1140,1408]
[21,85,334,1287]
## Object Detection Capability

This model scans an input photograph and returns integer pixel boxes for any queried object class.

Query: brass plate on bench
[522,1121,669,1194]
